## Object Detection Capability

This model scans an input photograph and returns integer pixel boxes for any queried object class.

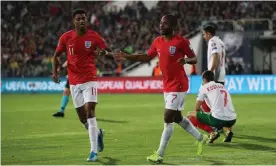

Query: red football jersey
[147,35,196,92]
[56,30,107,85]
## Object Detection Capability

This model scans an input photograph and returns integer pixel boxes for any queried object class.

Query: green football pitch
[1,94,276,165]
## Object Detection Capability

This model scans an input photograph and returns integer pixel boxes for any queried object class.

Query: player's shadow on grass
[235,134,276,143]
[161,162,176,165]
[212,142,276,153]
[98,156,120,165]
[97,118,128,124]
[203,158,227,165]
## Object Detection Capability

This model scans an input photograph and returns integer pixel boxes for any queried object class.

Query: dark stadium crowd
[1,1,276,77]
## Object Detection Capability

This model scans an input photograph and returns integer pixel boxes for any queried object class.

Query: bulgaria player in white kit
[202,25,233,142]
[201,24,234,143]
[188,70,237,140]
[204,24,226,84]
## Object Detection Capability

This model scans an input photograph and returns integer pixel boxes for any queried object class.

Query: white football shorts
[70,81,98,108]
[164,92,186,111]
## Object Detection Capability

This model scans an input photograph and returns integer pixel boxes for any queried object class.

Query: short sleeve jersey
[207,36,226,82]
[147,35,196,92]
[56,30,107,85]
[197,81,236,121]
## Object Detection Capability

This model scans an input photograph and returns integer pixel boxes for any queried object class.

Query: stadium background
[1,1,276,165]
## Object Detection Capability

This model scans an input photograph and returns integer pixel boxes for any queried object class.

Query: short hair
[163,14,177,27]
[72,9,86,18]
[202,70,214,82]
[203,24,216,35]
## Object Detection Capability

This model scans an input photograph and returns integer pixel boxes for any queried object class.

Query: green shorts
[196,111,236,128]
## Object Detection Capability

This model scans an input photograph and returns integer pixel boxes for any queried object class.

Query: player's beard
[160,29,167,35]
[160,29,173,36]
[77,26,87,35]
[80,26,86,31]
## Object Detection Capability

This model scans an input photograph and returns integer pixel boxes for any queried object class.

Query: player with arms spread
[188,70,237,141]
[114,14,208,164]
[52,9,113,162]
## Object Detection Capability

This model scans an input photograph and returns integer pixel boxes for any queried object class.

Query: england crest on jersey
[85,41,91,48]
[169,46,176,56]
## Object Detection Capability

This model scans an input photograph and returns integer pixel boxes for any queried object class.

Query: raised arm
[114,38,158,62]
[114,51,153,62]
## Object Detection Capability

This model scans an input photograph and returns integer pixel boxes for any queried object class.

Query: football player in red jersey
[114,14,208,164]
[52,9,113,162]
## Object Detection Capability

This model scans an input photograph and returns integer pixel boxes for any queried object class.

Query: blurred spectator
[152,62,162,76]
[235,62,244,74]
[226,58,245,75]
[115,63,122,76]
[1,1,275,77]
[227,58,236,75]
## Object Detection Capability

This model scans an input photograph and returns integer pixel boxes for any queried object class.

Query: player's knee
[189,116,199,126]
[86,107,96,115]
[85,103,96,118]
[87,112,95,118]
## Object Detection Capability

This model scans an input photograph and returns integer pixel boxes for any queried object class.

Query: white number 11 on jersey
[69,47,74,56]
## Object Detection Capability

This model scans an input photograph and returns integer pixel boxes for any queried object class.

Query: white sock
[178,116,203,141]
[157,123,174,156]
[83,122,101,134]
[87,117,98,153]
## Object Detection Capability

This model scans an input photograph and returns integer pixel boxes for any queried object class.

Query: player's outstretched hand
[177,58,186,65]
[52,73,60,83]
[95,49,108,56]
[114,51,127,62]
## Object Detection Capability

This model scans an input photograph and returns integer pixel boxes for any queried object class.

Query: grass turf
[1,94,276,165]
